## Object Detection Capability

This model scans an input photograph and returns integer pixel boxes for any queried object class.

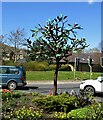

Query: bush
[23,61,36,71]
[59,64,70,71]
[13,106,42,120]
[49,64,70,71]
[2,60,14,66]
[2,60,72,71]
[2,91,103,120]
[33,93,79,113]
[67,103,103,120]
[36,63,48,71]
[2,60,24,66]
[2,90,21,101]
[23,61,49,71]
[48,64,56,70]
[55,103,103,120]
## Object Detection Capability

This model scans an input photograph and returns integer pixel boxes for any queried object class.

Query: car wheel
[84,86,95,96]
[8,81,17,90]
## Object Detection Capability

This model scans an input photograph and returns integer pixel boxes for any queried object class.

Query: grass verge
[26,71,101,81]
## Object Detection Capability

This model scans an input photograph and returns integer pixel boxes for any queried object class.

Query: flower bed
[1,90,103,120]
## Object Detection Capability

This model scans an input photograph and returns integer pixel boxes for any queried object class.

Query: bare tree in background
[0,35,10,60]
[8,28,27,62]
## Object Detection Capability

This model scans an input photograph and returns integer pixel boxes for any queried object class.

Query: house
[58,53,103,72]
[0,43,27,62]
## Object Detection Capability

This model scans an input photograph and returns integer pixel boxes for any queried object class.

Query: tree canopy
[27,15,88,95]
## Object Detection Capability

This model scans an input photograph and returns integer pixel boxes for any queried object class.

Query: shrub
[54,103,103,120]
[2,90,21,101]
[67,103,103,120]
[36,63,48,71]
[34,93,79,113]
[55,112,67,120]
[23,61,49,71]
[2,91,103,120]
[48,64,56,70]
[49,64,70,71]
[77,94,94,107]
[59,64,70,71]
[14,106,42,120]
[2,60,14,66]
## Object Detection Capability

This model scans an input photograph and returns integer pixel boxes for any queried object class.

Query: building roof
[67,53,103,65]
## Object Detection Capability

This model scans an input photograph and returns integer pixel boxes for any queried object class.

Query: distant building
[0,43,27,62]
[55,53,103,72]
[67,53,103,72]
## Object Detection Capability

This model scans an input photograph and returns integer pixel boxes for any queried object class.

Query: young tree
[27,15,88,95]
[8,28,27,62]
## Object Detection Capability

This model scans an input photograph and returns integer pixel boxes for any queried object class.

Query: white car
[80,76,103,95]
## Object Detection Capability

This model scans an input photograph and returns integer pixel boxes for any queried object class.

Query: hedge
[2,61,71,71]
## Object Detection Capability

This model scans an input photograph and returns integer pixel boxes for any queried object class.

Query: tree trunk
[53,62,59,95]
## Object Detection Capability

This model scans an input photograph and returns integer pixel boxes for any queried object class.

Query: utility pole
[88,56,92,79]
[74,57,80,80]
[74,57,76,80]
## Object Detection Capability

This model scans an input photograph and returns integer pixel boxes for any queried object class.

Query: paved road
[17,81,80,94]
[15,81,103,102]
[26,83,80,95]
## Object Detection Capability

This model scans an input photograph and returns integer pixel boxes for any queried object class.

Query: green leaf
[74,23,78,27]
[32,33,35,37]
[27,39,31,44]
[56,54,61,57]
[63,46,66,50]
[60,14,63,17]
[36,56,39,58]
[31,29,35,32]
[59,17,62,21]
[57,16,60,20]
[40,45,43,47]
[64,16,67,19]
[68,24,72,26]
[48,19,51,22]
[54,19,57,22]
[56,44,59,48]
[46,41,49,44]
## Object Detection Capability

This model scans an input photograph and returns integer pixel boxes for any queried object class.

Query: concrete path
[27,80,81,85]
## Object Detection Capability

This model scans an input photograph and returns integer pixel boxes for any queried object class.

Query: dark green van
[0,66,27,90]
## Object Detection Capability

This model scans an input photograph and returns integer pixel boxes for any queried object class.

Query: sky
[1,1,101,49]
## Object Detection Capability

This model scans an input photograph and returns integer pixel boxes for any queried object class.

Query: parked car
[0,66,27,90]
[80,76,103,95]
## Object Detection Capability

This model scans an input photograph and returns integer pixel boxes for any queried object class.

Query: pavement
[27,80,81,85]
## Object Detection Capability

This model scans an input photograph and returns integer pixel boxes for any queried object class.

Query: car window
[0,67,19,74]
[0,67,9,74]
[9,68,19,74]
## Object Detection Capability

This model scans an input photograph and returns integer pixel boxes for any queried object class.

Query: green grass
[26,71,101,81]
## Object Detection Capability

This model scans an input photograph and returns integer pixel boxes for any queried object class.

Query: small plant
[14,106,42,120]
[2,89,13,100]
[54,102,103,120]
[68,102,103,120]
[34,93,79,113]
[2,89,21,101]
[54,112,67,120]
